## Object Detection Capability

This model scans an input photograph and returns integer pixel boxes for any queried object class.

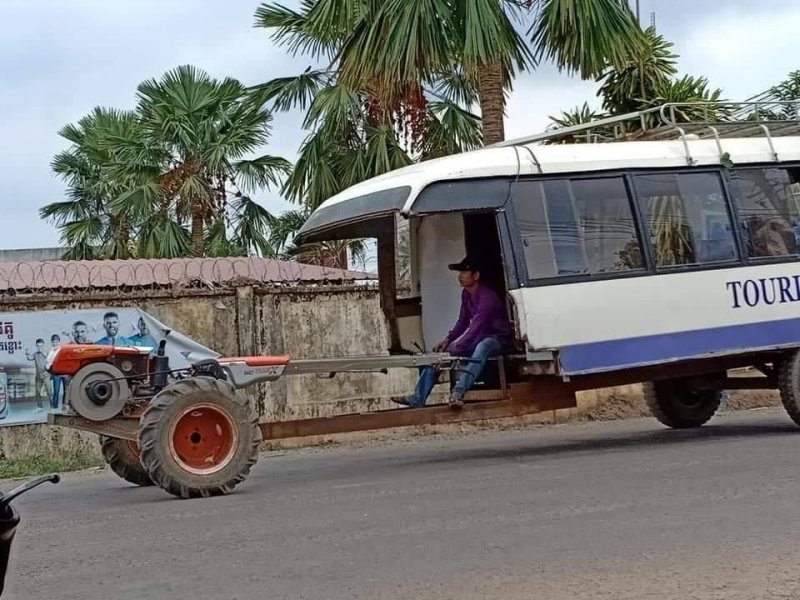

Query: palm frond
[337,0,452,98]
[304,82,363,129]
[233,154,293,193]
[136,217,191,259]
[39,199,96,225]
[364,124,414,175]
[453,0,535,77]
[281,129,347,207]
[60,242,99,261]
[422,99,483,158]
[254,0,353,59]
[108,181,164,222]
[430,66,479,107]
[204,219,247,257]
[248,70,331,112]
[268,208,309,253]
[61,217,105,245]
[227,196,277,257]
[597,26,678,115]
[530,0,644,79]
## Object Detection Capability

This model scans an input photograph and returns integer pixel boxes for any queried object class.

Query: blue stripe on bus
[557,317,800,375]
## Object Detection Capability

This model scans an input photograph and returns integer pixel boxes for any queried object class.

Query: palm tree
[253,4,484,267]
[646,75,726,121]
[319,0,643,145]
[546,102,610,143]
[43,66,293,260]
[746,70,800,120]
[549,27,727,139]
[597,26,678,116]
[123,65,292,257]
[40,107,150,260]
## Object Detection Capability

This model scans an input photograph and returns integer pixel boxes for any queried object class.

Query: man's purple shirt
[446,284,514,356]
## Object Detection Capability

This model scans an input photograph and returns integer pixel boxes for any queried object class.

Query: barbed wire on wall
[0,256,377,297]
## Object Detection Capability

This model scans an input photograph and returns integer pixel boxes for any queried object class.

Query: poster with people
[0,308,219,427]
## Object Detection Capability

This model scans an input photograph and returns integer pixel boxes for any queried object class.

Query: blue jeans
[51,376,66,409]
[409,337,503,407]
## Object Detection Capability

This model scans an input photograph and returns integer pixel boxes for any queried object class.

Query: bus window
[513,176,643,279]
[634,172,738,268]
[571,178,643,273]
[728,167,800,259]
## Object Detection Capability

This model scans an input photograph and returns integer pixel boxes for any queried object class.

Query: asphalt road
[5,408,800,600]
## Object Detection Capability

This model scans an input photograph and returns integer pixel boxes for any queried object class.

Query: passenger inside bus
[391,256,514,409]
[749,215,795,256]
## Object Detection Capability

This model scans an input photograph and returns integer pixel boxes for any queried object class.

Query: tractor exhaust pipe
[151,340,169,392]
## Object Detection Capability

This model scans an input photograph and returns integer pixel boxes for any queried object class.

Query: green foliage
[762,70,800,119]
[252,0,489,268]
[769,70,800,101]
[530,0,643,79]
[597,26,678,115]
[42,65,291,260]
[549,25,726,138]
[646,74,727,122]
[250,0,645,258]
[0,454,103,480]
[548,102,606,128]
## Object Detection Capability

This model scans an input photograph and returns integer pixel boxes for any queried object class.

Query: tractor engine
[47,342,170,422]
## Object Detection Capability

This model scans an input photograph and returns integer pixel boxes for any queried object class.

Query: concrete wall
[0,284,422,461]
[0,283,717,462]
[0,247,66,262]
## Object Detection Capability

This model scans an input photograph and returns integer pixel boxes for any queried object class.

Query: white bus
[296,102,800,430]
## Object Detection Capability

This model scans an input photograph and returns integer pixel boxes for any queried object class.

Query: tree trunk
[191,210,204,257]
[116,218,131,259]
[477,59,506,145]
[109,216,131,259]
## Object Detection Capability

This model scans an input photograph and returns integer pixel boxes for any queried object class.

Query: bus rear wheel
[777,350,800,427]
[643,379,721,429]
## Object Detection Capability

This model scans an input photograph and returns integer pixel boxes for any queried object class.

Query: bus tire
[777,351,800,427]
[100,435,153,487]
[138,377,261,499]
[643,379,721,429]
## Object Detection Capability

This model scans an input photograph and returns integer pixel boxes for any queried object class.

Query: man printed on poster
[50,334,67,410]
[94,311,131,346]
[71,320,89,344]
[129,316,158,354]
[25,339,51,412]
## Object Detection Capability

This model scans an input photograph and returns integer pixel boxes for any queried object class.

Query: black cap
[448,256,480,272]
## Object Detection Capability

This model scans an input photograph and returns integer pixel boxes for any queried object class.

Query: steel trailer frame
[48,348,781,444]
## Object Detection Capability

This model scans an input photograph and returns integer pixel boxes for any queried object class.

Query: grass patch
[0,454,103,480]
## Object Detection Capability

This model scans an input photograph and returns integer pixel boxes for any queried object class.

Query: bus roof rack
[492,101,800,148]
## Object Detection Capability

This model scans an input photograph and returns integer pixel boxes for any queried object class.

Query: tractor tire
[100,435,153,487]
[137,376,261,499]
[644,378,721,429]
[777,350,800,427]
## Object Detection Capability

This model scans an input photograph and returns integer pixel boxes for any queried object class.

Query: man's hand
[433,338,449,353]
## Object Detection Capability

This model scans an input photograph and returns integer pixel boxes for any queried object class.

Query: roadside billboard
[0,307,218,427]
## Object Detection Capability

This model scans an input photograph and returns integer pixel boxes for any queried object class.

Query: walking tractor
[48,101,800,499]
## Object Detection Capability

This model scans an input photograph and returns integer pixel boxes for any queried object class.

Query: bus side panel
[511,261,800,375]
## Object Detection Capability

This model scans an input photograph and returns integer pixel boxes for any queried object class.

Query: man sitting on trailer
[392,256,514,409]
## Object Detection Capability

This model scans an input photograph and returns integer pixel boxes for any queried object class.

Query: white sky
[0,0,798,250]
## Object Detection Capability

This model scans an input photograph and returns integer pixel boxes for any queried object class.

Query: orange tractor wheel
[137,377,261,499]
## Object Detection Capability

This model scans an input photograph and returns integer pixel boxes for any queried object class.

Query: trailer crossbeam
[260,382,577,440]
